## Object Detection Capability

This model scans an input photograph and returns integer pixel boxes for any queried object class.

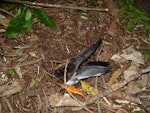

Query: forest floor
[0,0,150,113]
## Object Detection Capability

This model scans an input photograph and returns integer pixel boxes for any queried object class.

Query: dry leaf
[80,81,96,96]
[61,84,83,96]
[127,81,143,94]
[0,14,10,27]
[108,68,122,87]
[29,52,39,58]
[0,79,25,97]
[49,93,82,107]
[123,65,140,79]
[111,46,145,64]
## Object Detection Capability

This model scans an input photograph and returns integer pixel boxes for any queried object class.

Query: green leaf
[89,0,97,6]
[34,80,40,87]
[140,15,150,21]
[121,13,135,20]
[144,23,150,30]
[25,10,33,33]
[8,69,15,76]
[97,11,102,16]
[117,0,126,8]
[3,4,17,11]
[129,0,135,5]
[126,18,139,29]
[134,110,142,113]
[119,8,129,14]
[33,8,55,28]
[87,17,93,21]
[6,8,25,38]
[16,8,22,16]
[144,51,150,58]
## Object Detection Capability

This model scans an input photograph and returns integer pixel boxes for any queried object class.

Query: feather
[54,35,111,85]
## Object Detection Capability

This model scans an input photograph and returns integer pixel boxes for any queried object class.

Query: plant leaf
[8,69,15,76]
[33,8,55,28]
[80,81,96,96]
[3,4,17,11]
[25,10,33,33]
[89,0,97,6]
[117,0,126,8]
[34,80,40,87]
[126,18,139,29]
[134,110,142,113]
[144,51,150,58]
[121,13,135,20]
[140,15,150,21]
[6,8,25,38]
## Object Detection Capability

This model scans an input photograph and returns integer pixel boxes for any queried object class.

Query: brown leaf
[108,68,122,87]
[0,79,25,97]
[49,93,82,107]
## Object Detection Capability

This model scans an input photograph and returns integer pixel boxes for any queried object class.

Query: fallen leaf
[49,93,82,107]
[61,84,83,96]
[29,52,39,58]
[127,81,143,94]
[0,14,10,27]
[123,65,140,79]
[108,68,122,87]
[111,46,145,64]
[80,81,96,96]
[122,46,144,64]
[0,79,25,97]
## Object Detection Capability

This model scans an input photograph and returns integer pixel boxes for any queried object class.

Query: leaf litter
[0,0,150,113]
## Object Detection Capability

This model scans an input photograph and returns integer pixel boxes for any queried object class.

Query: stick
[0,8,15,17]
[1,0,108,12]
[63,61,94,113]
[3,97,14,113]
[86,67,150,105]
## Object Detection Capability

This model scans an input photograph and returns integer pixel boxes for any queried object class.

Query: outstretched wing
[66,61,111,85]
[54,37,103,81]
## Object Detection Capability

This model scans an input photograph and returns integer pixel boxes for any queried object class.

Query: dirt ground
[0,0,150,113]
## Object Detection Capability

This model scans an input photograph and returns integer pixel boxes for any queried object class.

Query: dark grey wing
[76,62,111,80]
[69,38,102,71]
[54,38,103,81]
[66,61,111,85]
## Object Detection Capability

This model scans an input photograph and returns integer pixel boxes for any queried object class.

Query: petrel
[54,35,111,85]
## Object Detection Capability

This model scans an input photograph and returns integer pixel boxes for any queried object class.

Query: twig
[42,89,53,112]
[14,58,42,78]
[63,61,94,113]
[17,58,42,67]
[37,94,42,113]
[108,92,141,104]
[64,60,69,85]
[3,97,14,113]
[0,8,15,17]
[95,42,104,113]
[86,67,149,105]
[95,76,101,113]
[1,0,108,12]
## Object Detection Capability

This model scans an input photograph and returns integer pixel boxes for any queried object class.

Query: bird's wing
[69,37,102,71]
[72,61,111,80]
[54,37,103,81]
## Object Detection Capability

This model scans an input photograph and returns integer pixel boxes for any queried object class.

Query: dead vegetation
[0,0,150,113]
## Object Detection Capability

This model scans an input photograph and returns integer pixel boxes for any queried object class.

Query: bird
[54,35,111,85]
